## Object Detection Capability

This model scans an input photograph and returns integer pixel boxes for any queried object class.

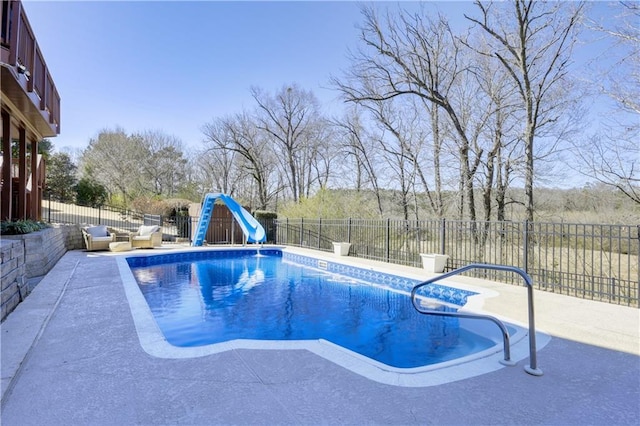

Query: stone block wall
[61,224,85,251]
[0,239,26,322]
[1,224,83,322]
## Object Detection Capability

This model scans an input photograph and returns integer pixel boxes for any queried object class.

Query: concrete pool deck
[1,246,639,425]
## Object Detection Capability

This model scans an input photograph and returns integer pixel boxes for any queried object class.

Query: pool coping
[116,245,551,387]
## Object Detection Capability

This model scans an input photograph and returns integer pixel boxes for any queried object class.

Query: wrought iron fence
[42,199,191,241]
[44,199,142,232]
[42,198,639,307]
[43,199,273,244]
[275,218,639,308]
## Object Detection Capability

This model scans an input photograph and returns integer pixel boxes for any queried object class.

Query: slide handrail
[410,263,543,376]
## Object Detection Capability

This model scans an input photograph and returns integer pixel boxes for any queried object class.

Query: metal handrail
[413,297,515,367]
[410,263,543,376]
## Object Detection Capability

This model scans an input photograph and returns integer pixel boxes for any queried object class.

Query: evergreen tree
[75,177,108,207]
[46,152,77,203]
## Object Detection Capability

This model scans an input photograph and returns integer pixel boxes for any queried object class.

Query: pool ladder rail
[410,263,544,377]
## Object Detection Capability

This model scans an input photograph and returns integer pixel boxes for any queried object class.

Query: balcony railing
[1,0,60,135]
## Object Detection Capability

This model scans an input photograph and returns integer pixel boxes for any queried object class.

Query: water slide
[192,193,266,246]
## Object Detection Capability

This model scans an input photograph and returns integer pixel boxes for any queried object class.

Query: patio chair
[129,225,162,248]
[82,225,116,251]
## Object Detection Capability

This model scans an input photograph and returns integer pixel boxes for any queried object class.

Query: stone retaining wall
[0,239,26,321]
[1,224,83,322]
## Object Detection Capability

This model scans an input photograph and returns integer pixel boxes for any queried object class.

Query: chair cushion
[91,236,113,242]
[138,225,160,236]
[86,225,108,237]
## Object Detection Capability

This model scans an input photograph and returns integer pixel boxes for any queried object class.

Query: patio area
[1,246,638,425]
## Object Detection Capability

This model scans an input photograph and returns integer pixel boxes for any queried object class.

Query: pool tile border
[282,251,477,306]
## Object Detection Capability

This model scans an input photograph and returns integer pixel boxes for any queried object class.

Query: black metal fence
[275,218,639,308]
[43,199,638,307]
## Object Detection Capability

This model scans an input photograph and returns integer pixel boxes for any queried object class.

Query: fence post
[300,218,304,247]
[347,217,352,243]
[98,205,102,225]
[440,218,446,255]
[611,277,616,303]
[231,218,235,245]
[318,218,322,249]
[637,225,640,291]
[385,218,390,262]
[47,193,51,223]
[523,220,529,273]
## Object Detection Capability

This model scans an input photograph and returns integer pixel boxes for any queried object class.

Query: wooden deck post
[1,109,12,221]
[17,127,27,219]
[30,138,39,220]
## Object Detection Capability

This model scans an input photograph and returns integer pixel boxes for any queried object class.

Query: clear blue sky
[22,0,483,153]
[22,1,367,152]
[22,1,618,156]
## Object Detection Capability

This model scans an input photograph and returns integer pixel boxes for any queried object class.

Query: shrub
[162,198,193,217]
[130,196,165,215]
[254,210,277,220]
[0,220,49,235]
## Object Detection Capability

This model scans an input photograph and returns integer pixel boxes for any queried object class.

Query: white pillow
[86,225,108,237]
[138,225,160,236]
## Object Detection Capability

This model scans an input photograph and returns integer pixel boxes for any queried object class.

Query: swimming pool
[128,249,492,368]
[117,247,543,386]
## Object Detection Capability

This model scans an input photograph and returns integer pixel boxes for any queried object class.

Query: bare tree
[296,116,336,198]
[251,84,324,202]
[81,127,190,203]
[199,117,242,195]
[469,50,524,222]
[136,130,187,197]
[419,97,447,218]
[201,113,277,209]
[367,98,417,221]
[229,112,279,209]
[331,107,385,216]
[465,0,585,221]
[332,6,482,221]
[573,131,639,204]
[587,1,640,116]
[574,1,640,204]
[80,127,146,204]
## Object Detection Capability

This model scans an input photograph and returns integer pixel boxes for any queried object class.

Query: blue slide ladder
[192,194,215,247]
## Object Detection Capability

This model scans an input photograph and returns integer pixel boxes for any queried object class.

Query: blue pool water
[128,250,494,369]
